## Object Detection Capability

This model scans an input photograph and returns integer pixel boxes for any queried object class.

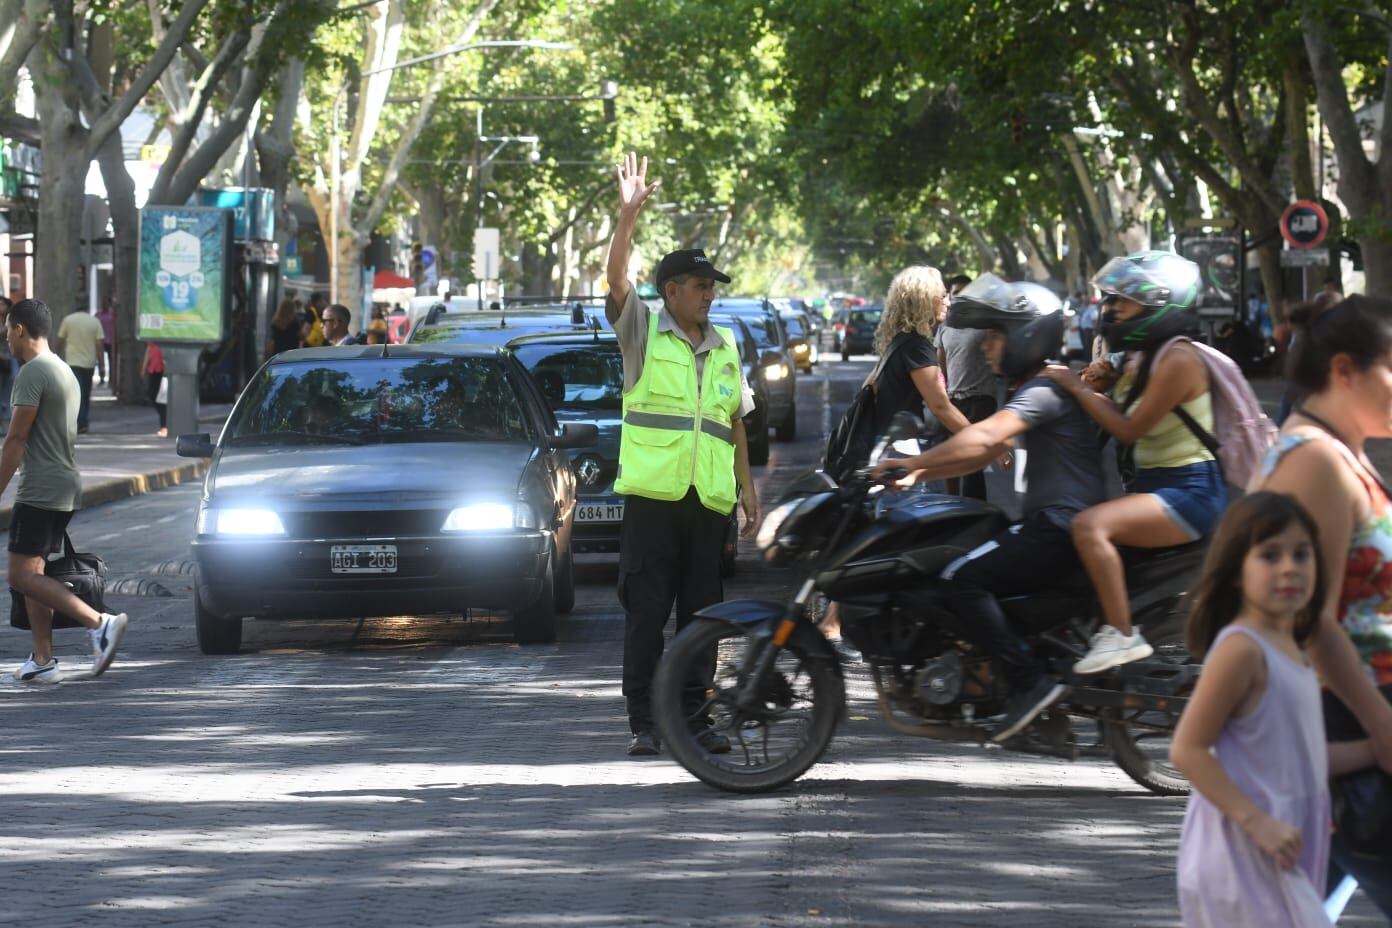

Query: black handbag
[1325,684,1392,858]
[8,532,107,630]
[822,333,909,482]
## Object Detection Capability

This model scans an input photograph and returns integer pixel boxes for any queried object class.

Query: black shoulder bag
[9,532,108,630]
[822,333,910,483]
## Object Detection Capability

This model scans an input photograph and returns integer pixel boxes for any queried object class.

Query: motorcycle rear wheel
[654,617,844,793]
[1102,626,1194,797]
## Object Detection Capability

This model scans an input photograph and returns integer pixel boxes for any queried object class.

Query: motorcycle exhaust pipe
[875,693,989,744]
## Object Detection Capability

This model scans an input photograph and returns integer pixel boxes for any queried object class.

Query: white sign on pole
[1280,247,1330,267]
[473,227,501,280]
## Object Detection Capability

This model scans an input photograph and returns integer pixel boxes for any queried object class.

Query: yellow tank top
[1114,366,1216,470]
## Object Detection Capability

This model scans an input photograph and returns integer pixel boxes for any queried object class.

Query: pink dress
[1177,625,1331,927]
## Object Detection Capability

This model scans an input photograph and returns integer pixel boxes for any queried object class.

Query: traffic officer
[604,152,761,757]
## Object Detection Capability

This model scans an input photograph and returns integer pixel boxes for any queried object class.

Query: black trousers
[619,488,727,733]
[72,366,94,430]
[939,513,1081,692]
[950,394,998,501]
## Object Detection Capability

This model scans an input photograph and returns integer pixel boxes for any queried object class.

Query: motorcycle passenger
[872,275,1107,742]
[1041,252,1225,675]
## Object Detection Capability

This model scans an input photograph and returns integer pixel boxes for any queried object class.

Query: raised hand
[616,152,660,215]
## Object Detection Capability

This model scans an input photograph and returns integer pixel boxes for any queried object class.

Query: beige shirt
[608,285,755,418]
[57,312,104,369]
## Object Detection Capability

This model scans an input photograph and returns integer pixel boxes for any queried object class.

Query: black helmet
[947,274,1063,379]
[1093,251,1200,351]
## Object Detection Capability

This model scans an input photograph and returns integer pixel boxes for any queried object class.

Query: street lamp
[329,39,575,306]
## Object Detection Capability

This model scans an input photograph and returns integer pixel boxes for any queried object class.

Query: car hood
[210,442,536,502]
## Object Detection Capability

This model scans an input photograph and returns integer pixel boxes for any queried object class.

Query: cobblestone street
[1,364,1381,926]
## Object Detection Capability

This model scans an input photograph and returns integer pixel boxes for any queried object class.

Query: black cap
[654,249,731,291]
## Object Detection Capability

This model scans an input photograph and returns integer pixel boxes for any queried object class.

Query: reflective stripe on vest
[614,311,742,513]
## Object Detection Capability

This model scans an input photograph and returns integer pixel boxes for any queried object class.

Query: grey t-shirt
[11,351,82,511]
[938,326,998,399]
[609,285,755,418]
[1003,377,1106,529]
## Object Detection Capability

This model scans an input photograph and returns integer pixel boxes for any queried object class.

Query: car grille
[280,509,449,539]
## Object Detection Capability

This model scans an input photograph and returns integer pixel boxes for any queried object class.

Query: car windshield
[782,315,806,338]
[511,342,624,412]
[709,318,757,364]
[730,314,779,348]
[225,357,532,445]
[850,309,882,325]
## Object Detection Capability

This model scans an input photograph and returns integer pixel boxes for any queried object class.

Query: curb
[0,460,209,531]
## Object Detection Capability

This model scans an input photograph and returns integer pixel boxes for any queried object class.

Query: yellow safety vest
[615,312,743,514]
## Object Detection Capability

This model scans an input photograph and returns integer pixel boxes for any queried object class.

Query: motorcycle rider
[871,275,1108,741]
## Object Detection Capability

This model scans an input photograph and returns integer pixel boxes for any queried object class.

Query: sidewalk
[0,380,232,529]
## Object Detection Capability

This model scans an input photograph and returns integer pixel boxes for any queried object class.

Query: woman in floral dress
[1258,294,1392,917]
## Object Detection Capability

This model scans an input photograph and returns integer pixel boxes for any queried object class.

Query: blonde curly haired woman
[822,266,971,660]
[869,266,971,441]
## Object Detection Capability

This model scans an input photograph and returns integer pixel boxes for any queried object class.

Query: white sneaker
[1073,626,1153,674]
[15,654,61,684]
[89,613,128,677]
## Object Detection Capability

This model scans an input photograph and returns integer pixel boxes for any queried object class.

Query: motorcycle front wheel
[654,617,844,793]
[1102,625,1194,797]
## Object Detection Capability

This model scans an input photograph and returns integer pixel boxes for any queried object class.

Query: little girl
[1172,492,1375,927]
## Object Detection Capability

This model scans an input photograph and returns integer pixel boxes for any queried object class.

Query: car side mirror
[760,350,783,366]
[551,423,598,449]
[176,433,214,458]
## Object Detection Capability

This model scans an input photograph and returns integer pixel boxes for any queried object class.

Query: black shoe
[694,727,732,755]
[991,677,1070,744]
[627,731,661,756]
[827,636,861,663]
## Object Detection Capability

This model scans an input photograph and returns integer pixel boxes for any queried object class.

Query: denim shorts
[1131,460,1227,541]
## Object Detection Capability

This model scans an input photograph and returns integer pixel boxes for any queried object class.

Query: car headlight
[442,501,539,532]
[764,363,790,381]
[197,507,286,536]
[756,499,801,550]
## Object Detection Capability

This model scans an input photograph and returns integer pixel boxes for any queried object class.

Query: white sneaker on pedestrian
[89,613,128,677]
[15,654,61,684]
[1073,626,1153,675]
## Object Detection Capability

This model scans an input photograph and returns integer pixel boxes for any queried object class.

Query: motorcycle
[652,412,1205,795]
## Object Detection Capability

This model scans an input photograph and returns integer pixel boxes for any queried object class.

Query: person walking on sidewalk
[604,152,760,757]
[55,305,105,434]
[95,299,115,386]
[3,300,127,684]
[0,296,13,424]
[142,342,167,437]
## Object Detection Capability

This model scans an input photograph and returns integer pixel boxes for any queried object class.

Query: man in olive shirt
[3,300,126,683]
[56,305,106,432]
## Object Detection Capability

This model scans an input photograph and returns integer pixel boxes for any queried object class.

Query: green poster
[137,206,231,343]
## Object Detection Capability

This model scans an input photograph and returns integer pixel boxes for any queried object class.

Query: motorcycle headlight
[756,499,801,550]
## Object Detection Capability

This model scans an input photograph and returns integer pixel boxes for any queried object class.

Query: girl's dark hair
[1288,294,1392,393]
[1185,491,1325,657]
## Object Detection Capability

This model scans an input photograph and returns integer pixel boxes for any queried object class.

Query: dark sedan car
[710,297,797,442]
[841,304,882,360]
[506,331,740,575]
[408,306,601,344]
[177,345,596,652]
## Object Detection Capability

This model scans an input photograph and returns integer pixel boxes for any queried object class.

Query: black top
[872,332,939,436]
[270,321,301,356]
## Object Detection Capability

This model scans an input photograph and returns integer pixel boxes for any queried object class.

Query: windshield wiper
[225,431,363,446]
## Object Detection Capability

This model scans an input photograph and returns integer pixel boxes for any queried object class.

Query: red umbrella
[373,269,415,289]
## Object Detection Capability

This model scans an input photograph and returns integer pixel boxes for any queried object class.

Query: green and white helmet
[1092,251,1201,350]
